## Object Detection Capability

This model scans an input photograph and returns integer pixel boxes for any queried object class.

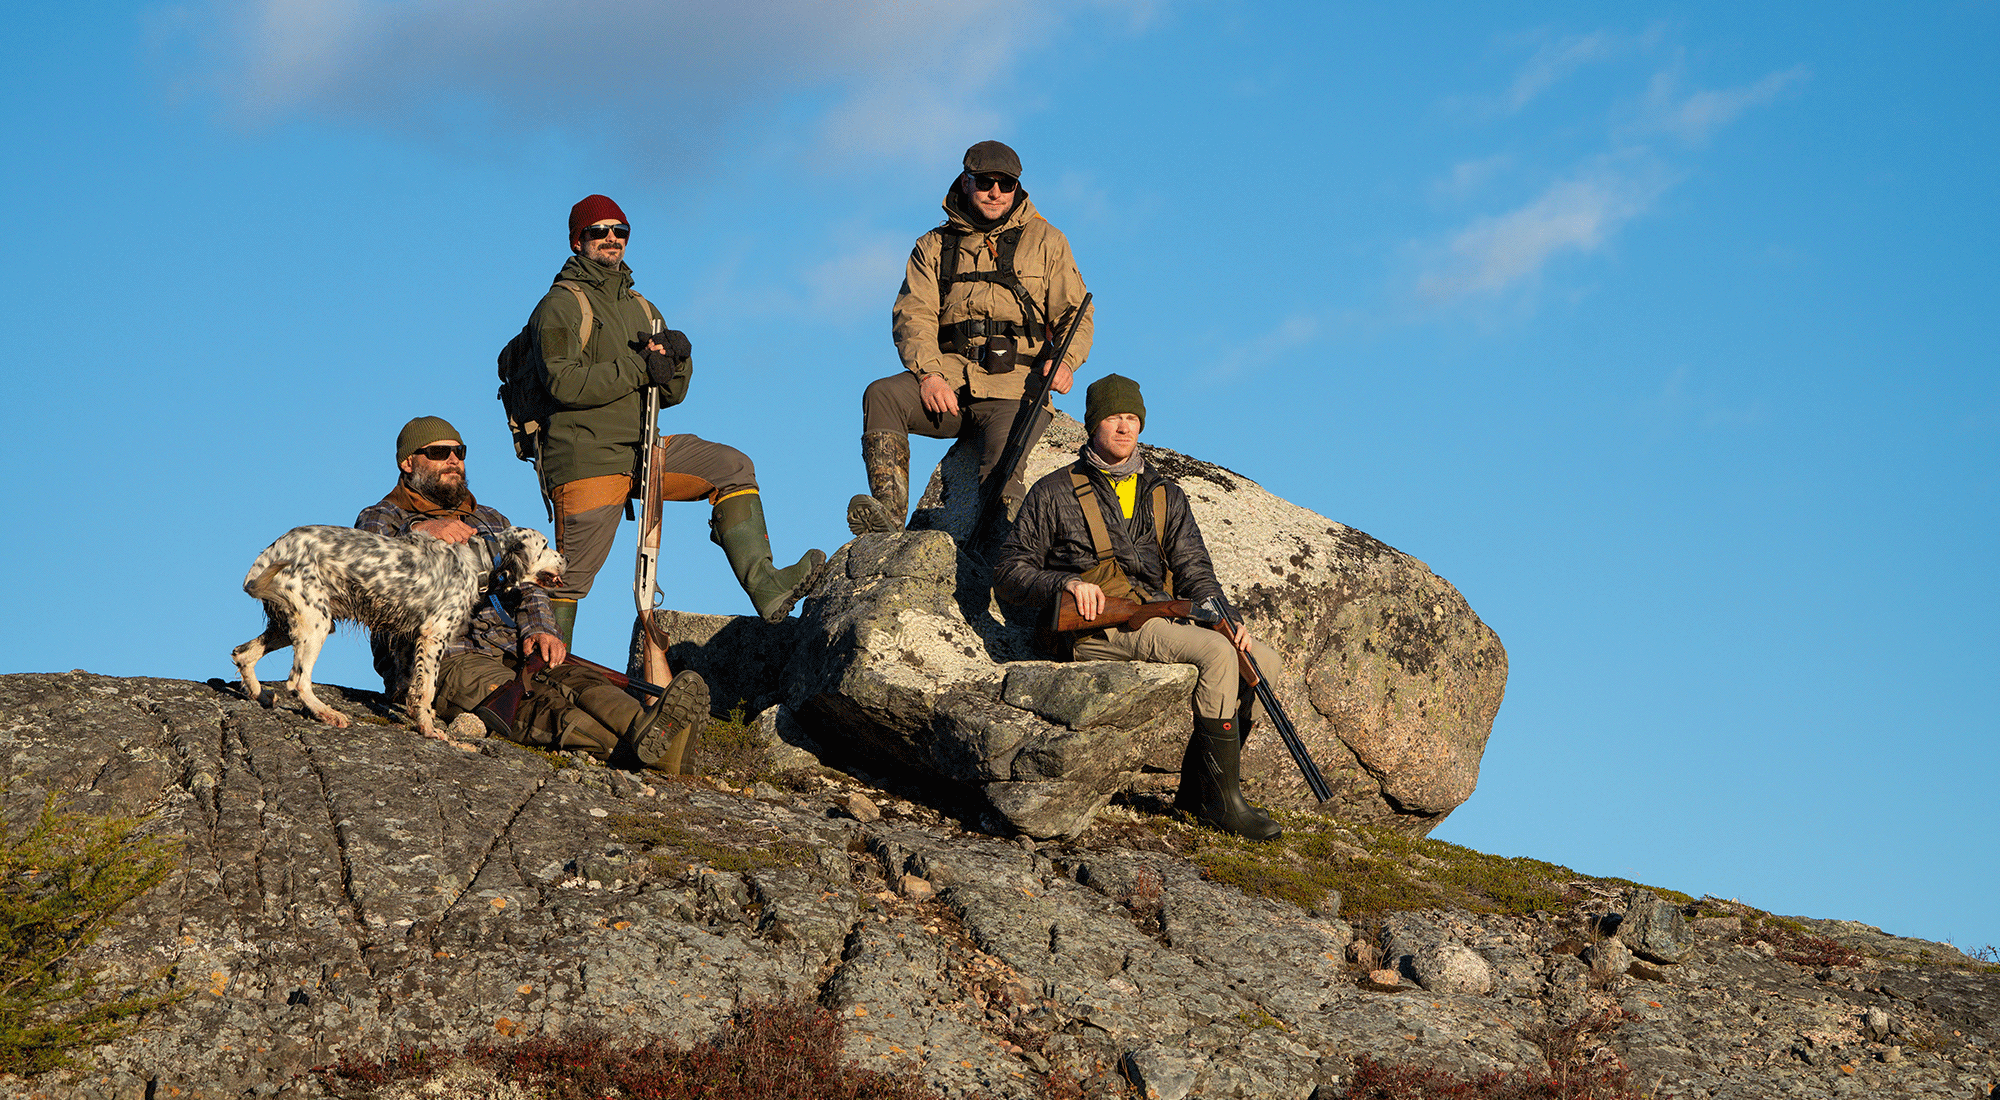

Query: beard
[409,467,472,510]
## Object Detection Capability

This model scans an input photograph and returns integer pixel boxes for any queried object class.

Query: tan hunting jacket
[891,189,1093,401]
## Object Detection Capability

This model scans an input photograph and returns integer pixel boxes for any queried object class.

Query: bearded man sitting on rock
[356,416,709,771]
[993,375,1285,840]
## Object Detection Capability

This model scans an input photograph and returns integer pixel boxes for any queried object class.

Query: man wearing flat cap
[848,140,1094,534]
[519,194,826,645]
[994,376,1286,841]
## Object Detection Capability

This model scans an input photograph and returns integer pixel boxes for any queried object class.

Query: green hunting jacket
[530,254,674,487]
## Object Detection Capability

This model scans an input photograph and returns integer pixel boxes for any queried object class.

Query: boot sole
[846,495,902,537]
[759,550,830,624]
[632,670,710,769]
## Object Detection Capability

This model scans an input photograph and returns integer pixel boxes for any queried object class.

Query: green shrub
[0,798,181,1075]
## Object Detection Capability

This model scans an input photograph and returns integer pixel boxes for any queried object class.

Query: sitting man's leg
[530,664,710,774]
[437,653,707,773]
[1073,618,1282,840]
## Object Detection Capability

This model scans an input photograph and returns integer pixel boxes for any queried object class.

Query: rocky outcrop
[915,412,1506,829]
[659,412,1505,837]
[645,541,1198,839]
[4,672,1997,1100]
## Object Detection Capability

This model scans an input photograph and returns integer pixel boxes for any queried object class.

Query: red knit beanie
[569,194,629,249]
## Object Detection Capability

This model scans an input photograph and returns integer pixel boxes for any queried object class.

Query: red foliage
[1339,1049,1637,1100]
[319,1002,943,1100]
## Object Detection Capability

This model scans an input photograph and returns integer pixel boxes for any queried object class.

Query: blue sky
[4,2,1994,950]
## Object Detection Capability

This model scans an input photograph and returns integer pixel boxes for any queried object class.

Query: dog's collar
[472,532,522,631]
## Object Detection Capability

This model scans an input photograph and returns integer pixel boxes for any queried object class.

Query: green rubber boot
[711,493,829,623]
[549,598,578,649]
[623,669,711,775]
[1174,715,1282,841]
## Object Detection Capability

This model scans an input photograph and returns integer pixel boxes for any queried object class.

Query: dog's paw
[315,709,351,729]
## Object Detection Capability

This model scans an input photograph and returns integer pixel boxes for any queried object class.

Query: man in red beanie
[514,195,826,645]
[849,140,1093,536]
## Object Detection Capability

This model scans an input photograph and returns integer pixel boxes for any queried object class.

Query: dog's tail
[244,560,291,600]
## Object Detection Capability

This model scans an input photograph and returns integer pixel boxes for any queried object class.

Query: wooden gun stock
[1056,592,1197,634]
[472,654,547,734]
[1056,592,1262,688]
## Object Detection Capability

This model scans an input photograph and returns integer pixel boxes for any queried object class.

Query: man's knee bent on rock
[525,193,825,640]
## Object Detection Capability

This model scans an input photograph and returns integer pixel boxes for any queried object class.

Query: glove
[641,346,681,389]
[637,328,691,360]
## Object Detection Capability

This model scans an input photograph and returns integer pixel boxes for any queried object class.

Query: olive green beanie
[1084,374,1145,435]
[396,416,463,463]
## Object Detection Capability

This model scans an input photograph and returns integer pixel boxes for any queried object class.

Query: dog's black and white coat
[231,525,565,739]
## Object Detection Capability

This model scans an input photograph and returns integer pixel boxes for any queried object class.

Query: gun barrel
[972,292,1093,542]
[1217,605,1335,804]
[561,653,665,699]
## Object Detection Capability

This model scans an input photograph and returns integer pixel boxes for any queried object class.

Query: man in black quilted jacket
[993,375,1283,840]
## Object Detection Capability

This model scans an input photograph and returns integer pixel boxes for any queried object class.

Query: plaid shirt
[354,490,560,695]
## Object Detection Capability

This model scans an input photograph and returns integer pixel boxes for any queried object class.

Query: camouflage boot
[846,431,910,536]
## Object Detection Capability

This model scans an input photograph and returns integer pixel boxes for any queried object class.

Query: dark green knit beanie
[1084,374,1145,434]
[396,416,463,463]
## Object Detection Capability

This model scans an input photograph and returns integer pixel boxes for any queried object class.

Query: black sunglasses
[969,173,1018,194]
[415,444,467,461]
[581,224,631,241]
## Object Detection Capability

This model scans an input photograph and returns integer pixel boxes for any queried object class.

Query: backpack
[496,280,657,461]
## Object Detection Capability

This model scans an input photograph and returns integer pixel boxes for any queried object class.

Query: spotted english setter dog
[231,525,564,741]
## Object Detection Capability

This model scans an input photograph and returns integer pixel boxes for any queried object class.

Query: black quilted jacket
[993,451,1226,617]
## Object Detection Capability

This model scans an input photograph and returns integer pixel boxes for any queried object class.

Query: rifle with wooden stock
[633,343,675,694]
[1055,590,1335,803]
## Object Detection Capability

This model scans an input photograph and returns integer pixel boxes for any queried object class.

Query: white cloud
[201,0,1152,167]
[800,235,909,321]
[1414,158,1672,303]
[1482,23,1666,114]
[1410,26,1805,311]
[1502,30,1621,112]
[1639,64,1811,147]
[1206,313,1320,380]
[1434,154,1513,201]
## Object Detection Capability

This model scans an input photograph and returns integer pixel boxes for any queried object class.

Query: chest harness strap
[936,225,1044,354]
[1067,467,1173,603]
